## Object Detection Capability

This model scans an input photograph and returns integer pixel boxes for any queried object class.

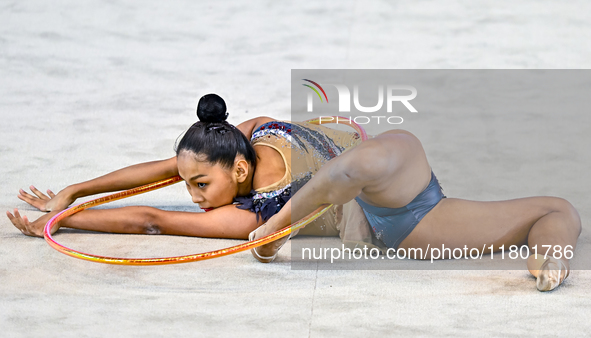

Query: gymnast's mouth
[201,207,214,212]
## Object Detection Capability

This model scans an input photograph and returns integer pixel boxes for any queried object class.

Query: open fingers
[19,189,42,201]
[7,209,38,236]
[6,210,17,224]
[17,192,46,211]
[47,189,56,198]
[29,185,50,200]
[6,209,27,233]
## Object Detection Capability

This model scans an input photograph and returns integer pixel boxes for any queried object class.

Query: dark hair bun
[197,94,228,123]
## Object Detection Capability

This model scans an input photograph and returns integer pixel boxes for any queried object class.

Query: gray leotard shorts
[354,170,446,249]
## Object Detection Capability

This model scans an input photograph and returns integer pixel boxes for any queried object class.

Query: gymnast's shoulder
[236,116,277,139]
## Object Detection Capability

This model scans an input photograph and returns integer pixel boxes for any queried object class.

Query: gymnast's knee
[547,197,582,236]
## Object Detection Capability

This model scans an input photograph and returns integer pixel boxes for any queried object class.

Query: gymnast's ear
[234,158,250,183]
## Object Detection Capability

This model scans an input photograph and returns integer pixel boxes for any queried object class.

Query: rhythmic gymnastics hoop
[43,116,368,265]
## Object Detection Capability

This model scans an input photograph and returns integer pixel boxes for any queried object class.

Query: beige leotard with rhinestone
[250,120,385,251]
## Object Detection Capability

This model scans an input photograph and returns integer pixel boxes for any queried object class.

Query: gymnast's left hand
[6,208,60,237]
[17,185,75,212]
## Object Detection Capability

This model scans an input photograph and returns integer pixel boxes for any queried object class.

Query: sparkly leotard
[233,120,362,222]
[234,120,446,252]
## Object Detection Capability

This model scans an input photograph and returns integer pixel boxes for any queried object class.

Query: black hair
[174,94,257,172]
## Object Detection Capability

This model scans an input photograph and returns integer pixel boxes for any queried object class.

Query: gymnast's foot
[528,254,570,292]
[536,258,570,291]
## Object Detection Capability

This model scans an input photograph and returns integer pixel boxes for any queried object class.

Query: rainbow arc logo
[302,79,328,103]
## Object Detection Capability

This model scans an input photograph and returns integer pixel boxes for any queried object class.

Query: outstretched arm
[7,203,264,239]
[17,116,276,212]
[67,157,180,199]
[17,157,179,212]
[9,115,277,237]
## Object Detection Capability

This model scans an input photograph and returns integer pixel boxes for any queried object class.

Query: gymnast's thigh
[397,197,556,255]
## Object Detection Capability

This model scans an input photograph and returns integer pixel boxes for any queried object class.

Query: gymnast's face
[177,150,241,209]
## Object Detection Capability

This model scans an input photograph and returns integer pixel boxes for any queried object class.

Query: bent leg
[525,199,581,290]
[398,196,581,290]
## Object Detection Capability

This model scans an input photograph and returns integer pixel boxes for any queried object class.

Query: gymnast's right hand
[17,185,75,212]
[6,208,61,237]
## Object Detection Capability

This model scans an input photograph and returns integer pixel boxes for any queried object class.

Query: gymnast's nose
[187,186,204,204]
[191,193,204,204]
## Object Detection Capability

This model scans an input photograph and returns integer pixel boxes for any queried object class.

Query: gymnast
[6,94,581,292]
